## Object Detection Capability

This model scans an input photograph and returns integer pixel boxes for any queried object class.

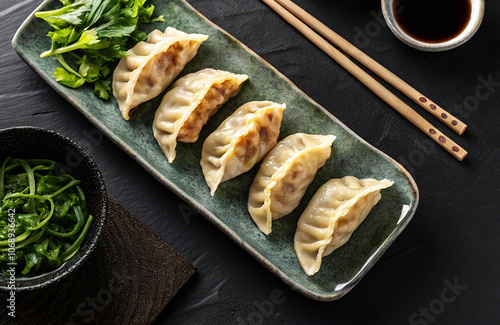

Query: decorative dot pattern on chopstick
[427,127,466,160]
[423,101,466,135]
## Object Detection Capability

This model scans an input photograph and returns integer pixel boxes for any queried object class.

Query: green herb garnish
[36,0,164,100]
[0,157,94,275]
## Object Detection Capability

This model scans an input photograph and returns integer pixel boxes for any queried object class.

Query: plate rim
[11,0,419,301]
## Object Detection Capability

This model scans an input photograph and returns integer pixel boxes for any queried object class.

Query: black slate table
[1,0,499,324]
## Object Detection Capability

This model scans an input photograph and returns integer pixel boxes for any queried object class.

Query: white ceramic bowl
[381,0,485,52]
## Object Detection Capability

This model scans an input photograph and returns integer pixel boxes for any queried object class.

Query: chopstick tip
[458,124,467,135]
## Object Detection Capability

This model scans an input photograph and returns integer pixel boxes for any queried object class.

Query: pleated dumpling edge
[201,101,286,196]
[113,27,209,120]
[294,176,393,276]
[248,133,336,235]
[153,68,249,163]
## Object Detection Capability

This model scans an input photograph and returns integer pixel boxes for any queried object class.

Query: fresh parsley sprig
[36,0,164,100]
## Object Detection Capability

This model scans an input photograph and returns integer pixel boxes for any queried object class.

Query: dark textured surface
[1,0,499,324]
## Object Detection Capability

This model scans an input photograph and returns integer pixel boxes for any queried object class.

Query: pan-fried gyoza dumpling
[248,133,336,235]
[113,27,208,120]
[294,176,393,275]
[201,101,286,196]
[153,68,248,163]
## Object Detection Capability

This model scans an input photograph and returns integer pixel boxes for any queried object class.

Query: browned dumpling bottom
[232,111,279,165]
[177,80,240,142]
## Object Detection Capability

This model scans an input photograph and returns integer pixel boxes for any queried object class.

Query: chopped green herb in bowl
[0,158,93,275]
[0,127,107,292]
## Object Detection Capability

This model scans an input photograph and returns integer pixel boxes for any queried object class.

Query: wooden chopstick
[274,0,467,136]
[262,0,467,161]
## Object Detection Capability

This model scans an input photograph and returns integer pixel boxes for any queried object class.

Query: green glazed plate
[12,0,419,301]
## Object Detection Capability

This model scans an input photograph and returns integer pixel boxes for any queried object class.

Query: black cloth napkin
[0,197,196,324]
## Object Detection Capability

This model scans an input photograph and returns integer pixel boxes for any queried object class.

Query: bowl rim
[0,126,107,292]
[381,0,485,52]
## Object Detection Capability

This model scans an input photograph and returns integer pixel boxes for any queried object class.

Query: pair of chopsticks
[261,0,468,161]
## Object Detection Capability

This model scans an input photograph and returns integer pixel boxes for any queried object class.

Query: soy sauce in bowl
[394,0,472,43]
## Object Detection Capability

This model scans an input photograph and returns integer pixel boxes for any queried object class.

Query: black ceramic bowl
[0,126,107,291]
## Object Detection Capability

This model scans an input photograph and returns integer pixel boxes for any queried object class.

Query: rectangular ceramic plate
[12,0,418,301]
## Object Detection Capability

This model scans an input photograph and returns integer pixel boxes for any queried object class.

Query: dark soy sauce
[393,0,472,43]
